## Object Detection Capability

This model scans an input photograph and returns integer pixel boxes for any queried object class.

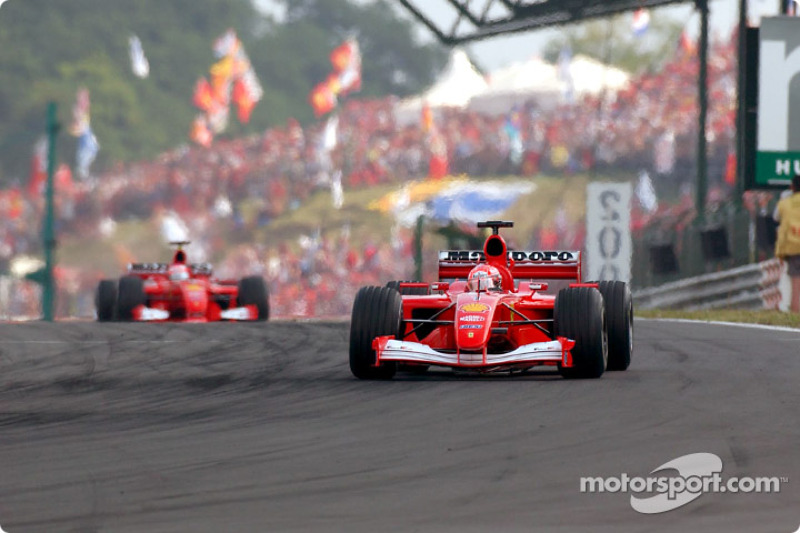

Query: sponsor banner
[755,151,800,184]
[756,17,800,187]
[440,250,577,262]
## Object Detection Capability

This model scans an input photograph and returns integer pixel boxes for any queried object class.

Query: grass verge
[636,308,800,329]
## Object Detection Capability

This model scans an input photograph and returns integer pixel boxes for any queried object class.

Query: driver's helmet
[168,264,190,281]
[467,264,501,292]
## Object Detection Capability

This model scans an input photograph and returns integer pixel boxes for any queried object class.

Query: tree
[246,0,446,125]
[0,0,445,184]
[542,13,685,74]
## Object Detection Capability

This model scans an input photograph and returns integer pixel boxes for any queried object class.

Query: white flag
[129,35,150,78]
[635,170,658,213]
[322,115,338,152]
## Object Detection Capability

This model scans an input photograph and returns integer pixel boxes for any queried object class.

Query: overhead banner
[756,17,800,187]
[585,182,632,282]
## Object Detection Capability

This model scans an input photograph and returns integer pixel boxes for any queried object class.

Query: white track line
[638,317,800,333]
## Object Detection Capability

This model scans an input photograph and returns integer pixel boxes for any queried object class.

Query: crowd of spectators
[0,30,759,319]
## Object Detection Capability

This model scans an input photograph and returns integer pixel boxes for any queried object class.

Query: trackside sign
[585,182,632,282]
[757,17,800,186]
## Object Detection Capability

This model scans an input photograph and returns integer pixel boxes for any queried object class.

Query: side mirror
[430,282,449,292]
[527,282,548,292]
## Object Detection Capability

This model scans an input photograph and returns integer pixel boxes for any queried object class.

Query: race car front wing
[373,336,575,369]
[131,304,259,321]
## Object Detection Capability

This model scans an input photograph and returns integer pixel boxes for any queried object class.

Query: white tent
[568,54,631,97]
[393,48,488,126]
[468,55,562,115]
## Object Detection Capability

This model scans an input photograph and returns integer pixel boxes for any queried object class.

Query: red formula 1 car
[349,221,632,379]
[95,241,269,322]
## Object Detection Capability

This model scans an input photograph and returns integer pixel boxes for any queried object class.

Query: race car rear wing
[438,250,582,282]
[127,262,214,276]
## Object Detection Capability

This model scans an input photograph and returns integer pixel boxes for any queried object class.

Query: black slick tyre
[95,279,117,322]
[595,280,633,371]
[117,276,145,321]
[349,286,401,380]
[238,276,270,321]
[554,286,607,379]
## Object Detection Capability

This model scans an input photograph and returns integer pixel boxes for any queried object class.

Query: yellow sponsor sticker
[460,302,490,313]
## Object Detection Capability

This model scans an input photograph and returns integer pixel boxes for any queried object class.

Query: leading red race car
[95,241,269,322]
[349,221,632,379]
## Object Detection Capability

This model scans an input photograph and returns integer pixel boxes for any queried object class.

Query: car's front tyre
[117,276,145,321]
[349,286,401,380]
[238,275,270,321]
[95,279,117,322]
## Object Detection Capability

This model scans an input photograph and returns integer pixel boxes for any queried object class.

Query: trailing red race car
[349,221,632,379]
[95,241,269,322]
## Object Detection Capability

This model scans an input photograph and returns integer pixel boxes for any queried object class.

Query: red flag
[7,187,23,219]
[724,151,736,186]
[27,137,47,197]
[55,164,74,193]
[330,41,353,72]
[309,80,337,117]
[232,78,255,123]
[679,30,696,56]
[209,56,234,104]
[193,78,215,111]
[421,103,433,133]
[428,131,449,180]
[190,115,213,147]
[332,38,361,94]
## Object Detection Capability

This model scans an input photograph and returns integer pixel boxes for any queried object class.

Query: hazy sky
[256,0,783,70]
[402,0,782,70]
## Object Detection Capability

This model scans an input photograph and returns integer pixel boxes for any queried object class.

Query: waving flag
[128,35,150,78]
[69,88,100,178]
[635,170,658,213]
[422,103,434,133]
[28,137,48,197]
[309,37,362,116]
[679,29,696,57]
[330,37,361,95]
[310,76,338,117]
[69,87,90,137]
[190,29,263,145]
[557,46,574,104]
[76,126,99,179]
[631,9,650,37]
[504,107,523,165]
[190,115,212,147]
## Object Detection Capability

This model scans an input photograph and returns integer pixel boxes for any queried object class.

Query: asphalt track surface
[0,319,798,533]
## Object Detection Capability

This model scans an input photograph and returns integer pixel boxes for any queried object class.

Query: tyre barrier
[633,258,783,311]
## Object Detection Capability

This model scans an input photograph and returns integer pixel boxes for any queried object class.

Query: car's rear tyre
[554,287,607,379]
[95,279,117,322]
[595,280,633,371]
[238,276,270,321]
[117,276,145,321]
[386,280,429,295]
[350,286,401,380]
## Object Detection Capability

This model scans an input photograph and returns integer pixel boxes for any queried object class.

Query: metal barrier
[633,258,783,311]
